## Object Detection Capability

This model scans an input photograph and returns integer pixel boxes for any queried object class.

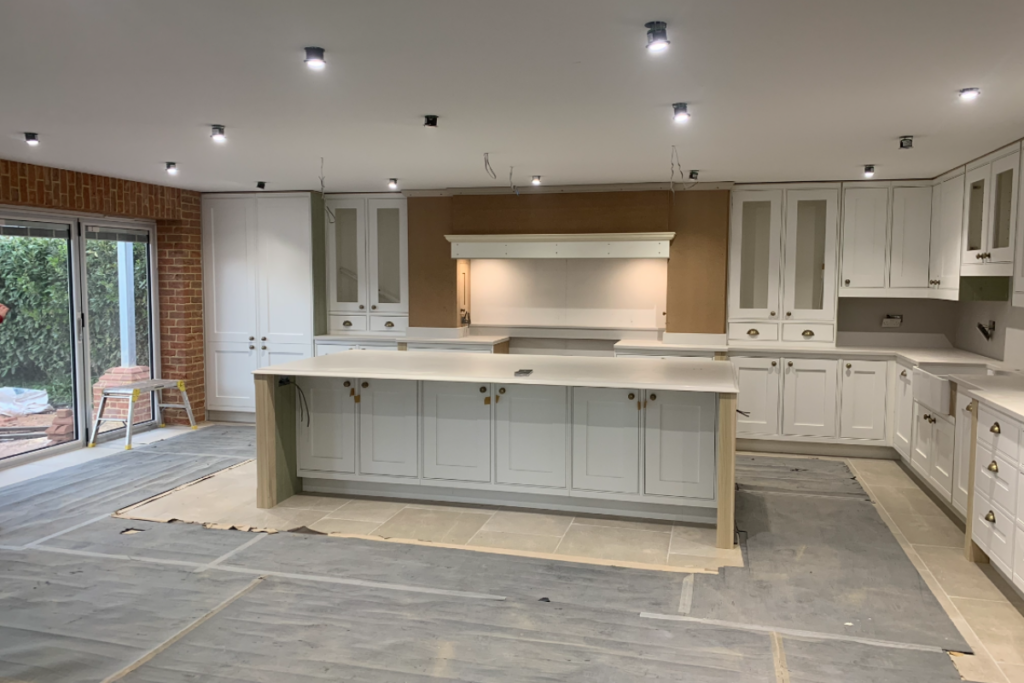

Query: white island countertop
[255,350,738,394]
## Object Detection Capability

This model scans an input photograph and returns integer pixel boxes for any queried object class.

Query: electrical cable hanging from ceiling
[509,166,519,196]
[668,146,698,194]
[483,152,497,180]
[320,157,335,224]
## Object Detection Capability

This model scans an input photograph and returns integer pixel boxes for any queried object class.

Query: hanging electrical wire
[509,166,519,196]
[483,152,497,180]
[669,145,682,193]
[320,157,335,224]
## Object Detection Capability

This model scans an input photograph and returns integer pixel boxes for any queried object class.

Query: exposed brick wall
[0,158,205,425]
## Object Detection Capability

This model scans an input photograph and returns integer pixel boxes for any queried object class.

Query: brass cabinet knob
[359,304,365,309]
[987,460,999,473]
[498,387,505,394]
[385,321,395,328]
[844,279,851,285]
[249,336,255,341]
[770,311,776,317]
[900,370,907,378]
[802,330,814,337]
[479,386,487,393]
[747,329,760,337]
[371,305,377,310]
[343,380,351,387]
[924,413,931,421]
[985,510,996,523]
[361,382,369,388]
[787,361,794,367]
[248,345,255,350]
[771,361,777,367]
[991,422,1001,434]
[261,337,267,341]
[628,393,635,400]
[846,363,852,369]
[934,279,940,285]
[261,345,267,350]
[966,403,973,413]
[976,253,983,260]
[650,393,657,401]
[786,312,792,317]
[343,320,353,327]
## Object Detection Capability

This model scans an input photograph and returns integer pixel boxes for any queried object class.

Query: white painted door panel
[494,384,568,488]
[206,341,259,410]
[782,358,837,437]
[962,164,990,266]
[359,379,418,477]
[422,381,492,482]
[731,357,780,436]
[953,392,973,515]
[643,391,716,499]
[890,186,933,288]
[203,197,257,343]
[929,414,955,501]
[367,198,409,314]
[911,402,932,477]
[894,365,914,459]
[297,377,356,474]
[325,198,368,314]
[934,174,964,292]
[839,360,887,440]
[841,187,888,289]
[988,150,1019,264]
[572,387,640,493]
[729,190,783,321]
[783,189,838,322]
[256,196,313,345]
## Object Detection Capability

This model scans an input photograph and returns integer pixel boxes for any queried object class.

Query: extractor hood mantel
[445,232,675,259]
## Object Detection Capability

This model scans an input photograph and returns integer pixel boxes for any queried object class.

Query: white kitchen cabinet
[203,193,315,412]
[911,402,932,477]
[358,379,418,477]
[894,364,914,460]
[729,190,783,322]
[572,386,640,493]
[1017,150,1024,306]
[1014,526,1024,593]
[889,186,933,289]
[732,357,781,436]
[839,360,887,441]
[841,186,888,290]
[929,413,955,501]
[643,391,717,499]
[422,381,492,482]
[494,384,568,488]
[783,189,839,323]
[952,392,974,515]
[325,195,408,328]
[782,358,838,437]
[930,172,964,296]
[962,146,1019,274]
[297,377,357,474]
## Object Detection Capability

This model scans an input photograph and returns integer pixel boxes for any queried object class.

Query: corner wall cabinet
[324,195,408,333]
[203,193,315,412]
[961,143,1020,276]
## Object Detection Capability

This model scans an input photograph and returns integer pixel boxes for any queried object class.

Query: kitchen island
[253,351,739,548]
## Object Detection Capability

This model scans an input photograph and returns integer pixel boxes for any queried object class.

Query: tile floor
[117,460,743,573]
[847,458,1024,683]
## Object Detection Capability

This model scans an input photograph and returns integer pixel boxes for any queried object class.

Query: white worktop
[950,372,1024,423]
[316,334,509,345]
[256,350,739,393]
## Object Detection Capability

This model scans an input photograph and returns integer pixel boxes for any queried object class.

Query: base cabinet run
[295,378,719,507]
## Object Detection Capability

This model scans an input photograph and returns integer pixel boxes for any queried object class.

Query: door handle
[844,279,851,286]
[991,422,1001,434]
[261,345,267,350]
[846,363,852,369]
[249,336,255,341]
[248,345,254,350]
[787,361,793,367]
[771,361,777,367]
[770,311,776,317]
[985,510,996,523]
[987,460,999,473]
[900,370,907,378]
[359,304,365,309]
[371,305,377,310]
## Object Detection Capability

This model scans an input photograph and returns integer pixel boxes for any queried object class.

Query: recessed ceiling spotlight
[958,87,981,101]
[24,132,39,146]
[672,102,690,123]
[532,176,542,186]
[166,162,178,176]
[689,169,699,181]
[211,125,226,143]
[899,136,914,150]
[645,21,669,52]
[424,115,439,128]
[388,178,398,190]
[256,181,266,190]
[304,46,326,70]
[863,165,875,178]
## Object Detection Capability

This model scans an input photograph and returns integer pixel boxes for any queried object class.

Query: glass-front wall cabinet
[729,190,782,321]
[784,190,837,322]
[962,148,1019,267]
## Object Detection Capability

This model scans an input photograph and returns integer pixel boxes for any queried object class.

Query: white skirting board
[738,438,899,460]
[303,478,718,524]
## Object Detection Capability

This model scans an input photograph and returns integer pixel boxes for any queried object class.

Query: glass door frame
[0,204,160,461]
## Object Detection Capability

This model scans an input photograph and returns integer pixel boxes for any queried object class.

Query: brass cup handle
[747,329,760,337]
[384,321,395,328]
[985,511,996,523]
[801,330,814,338]
[343,320,353,327]
[991,422,1001,434]
[846,363,852,369]
[987,460,999,473]
[628,393,635,400]
[361,382,369,388]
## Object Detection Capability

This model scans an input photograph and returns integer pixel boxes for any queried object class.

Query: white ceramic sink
[913,363,1003,413]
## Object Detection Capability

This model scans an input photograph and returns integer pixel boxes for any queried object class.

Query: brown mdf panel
[451,191,671,235]
[493,340,510,354]
[408,196,460,328]
[667,190,730,334]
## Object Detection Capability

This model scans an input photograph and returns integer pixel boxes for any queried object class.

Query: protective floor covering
[734,455,868,498]
[781,637,963,683]
[688,457,971,652]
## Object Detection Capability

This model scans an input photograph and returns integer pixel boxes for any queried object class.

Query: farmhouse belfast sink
[913,363,1006,414]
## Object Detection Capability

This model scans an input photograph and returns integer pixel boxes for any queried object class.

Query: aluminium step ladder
[88,379,197,450]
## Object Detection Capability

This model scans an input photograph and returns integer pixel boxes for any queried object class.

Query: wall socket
[881,314,903,328]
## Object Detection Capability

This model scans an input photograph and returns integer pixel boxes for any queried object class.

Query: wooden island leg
[717,392,737,549]
[255,374,300,509]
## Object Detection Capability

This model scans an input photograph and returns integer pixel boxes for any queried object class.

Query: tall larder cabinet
[203,193,317,413]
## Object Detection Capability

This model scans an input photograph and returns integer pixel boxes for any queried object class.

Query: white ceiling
[2,0,1024,193]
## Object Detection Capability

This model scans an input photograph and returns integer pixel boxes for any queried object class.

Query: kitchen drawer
[781,323,835,343]
[973,496,1015,577]
[977,407,1020,464]
[728,323,779,342]
[329,315,367,333]
[370,316,408,333]
[975,445,1017,516]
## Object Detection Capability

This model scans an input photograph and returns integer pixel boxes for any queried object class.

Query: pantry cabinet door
[203,196,257,344]
[643,391,716,499]
[782,358,838,437]
[358,379,418,477]
[297,377,356,474]
[256,196,313,345]
[422,381,492,482]
[841,187,888,290]
[893,365,914,460]
[890,186,933,288]
[572,387,640,494]
[839,360,887,441]
[494,384,568,488]
[731,357,781,436]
